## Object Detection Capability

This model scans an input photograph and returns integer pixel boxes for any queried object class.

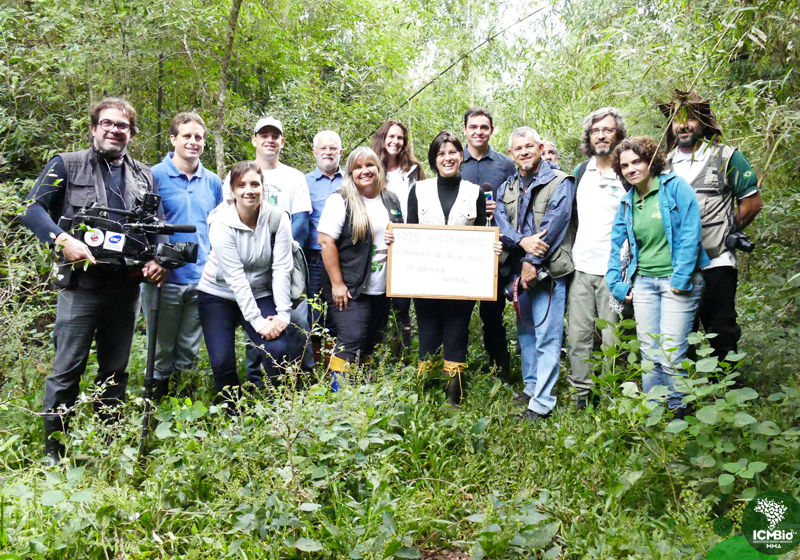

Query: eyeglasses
[589,127,616,137]
[98,119,131,133]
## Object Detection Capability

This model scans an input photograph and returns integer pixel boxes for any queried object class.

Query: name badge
[103,233,126,252]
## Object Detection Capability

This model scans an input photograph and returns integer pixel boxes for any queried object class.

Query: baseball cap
[253,117,283,135]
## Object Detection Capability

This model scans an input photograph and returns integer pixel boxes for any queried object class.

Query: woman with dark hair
[370,121,426,348]
[318,147,404,387]
[370,121,426,215]
[406,131,501,407]
[197,161,294,404]
[606,137,707,417]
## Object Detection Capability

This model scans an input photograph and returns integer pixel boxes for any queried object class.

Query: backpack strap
[266,206,288,254]
[575,160,590,189]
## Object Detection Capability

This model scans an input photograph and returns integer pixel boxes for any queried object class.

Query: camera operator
[495,127,576,423]
[21,98,167,464]
[659,91,763,366]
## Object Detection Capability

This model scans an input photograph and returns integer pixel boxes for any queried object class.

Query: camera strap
[511,272,554,330]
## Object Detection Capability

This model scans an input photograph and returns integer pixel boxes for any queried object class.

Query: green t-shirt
[727,150,759,199]
[633,177,673,278]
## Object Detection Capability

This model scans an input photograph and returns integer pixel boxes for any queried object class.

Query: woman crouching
[197,161,294,406]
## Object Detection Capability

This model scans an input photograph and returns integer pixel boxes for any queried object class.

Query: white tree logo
[754,498,788,530]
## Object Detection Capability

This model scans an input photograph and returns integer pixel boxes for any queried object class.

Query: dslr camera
[504,266,551,301]
[64,193,198,270]
[725,230,755,253]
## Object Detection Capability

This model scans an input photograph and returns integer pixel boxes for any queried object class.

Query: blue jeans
[517,277,567,415]
[197,291,289,392]
[141,283,203,381]
[633,273,704,410]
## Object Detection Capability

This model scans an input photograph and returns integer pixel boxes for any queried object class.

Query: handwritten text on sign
[387,224,499,300]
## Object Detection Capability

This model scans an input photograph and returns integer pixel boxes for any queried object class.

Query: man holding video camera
[21,98,167,464]
[495,126,575,423]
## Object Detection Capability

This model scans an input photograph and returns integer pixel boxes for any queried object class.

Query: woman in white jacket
[197,161,293,400]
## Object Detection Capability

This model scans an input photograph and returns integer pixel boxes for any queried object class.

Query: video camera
[64,193,198,270]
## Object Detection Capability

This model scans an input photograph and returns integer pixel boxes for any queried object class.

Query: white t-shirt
[223,163,312,215]
[386,167,415,220]
[318,193,390,295]
[571,157,627,276]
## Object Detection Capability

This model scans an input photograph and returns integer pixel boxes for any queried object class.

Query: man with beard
[659,91,762,366]
[567,108,628,409]
[305,130,344,358]
[495,127,576,422]
[21,98,167,463]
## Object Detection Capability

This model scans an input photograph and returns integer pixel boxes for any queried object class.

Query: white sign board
[387,224,499,301]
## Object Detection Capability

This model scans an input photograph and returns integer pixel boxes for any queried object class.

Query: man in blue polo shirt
[305,130,343,359]
[460,107,516,384]
[143,112,223,400]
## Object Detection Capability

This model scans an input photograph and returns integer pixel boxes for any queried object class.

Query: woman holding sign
[318,147,404,387]
[406,131,501,407]
[370,121,426,349]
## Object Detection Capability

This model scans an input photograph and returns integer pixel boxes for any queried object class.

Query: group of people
[21,91,761,464]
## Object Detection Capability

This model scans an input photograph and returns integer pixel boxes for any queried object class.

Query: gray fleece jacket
[198,201,293,330]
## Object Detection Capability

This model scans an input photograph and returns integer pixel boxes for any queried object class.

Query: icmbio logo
[742,491,800,555]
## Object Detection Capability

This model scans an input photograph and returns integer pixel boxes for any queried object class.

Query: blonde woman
[317,147,404,385]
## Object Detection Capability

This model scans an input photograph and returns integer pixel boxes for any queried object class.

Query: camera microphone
[481,182,493,201]
[165,224,197,234]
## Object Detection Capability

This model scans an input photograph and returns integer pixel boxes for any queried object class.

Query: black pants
[479,274,511,374]
[391,297,412,345]
[197,292,289,392]
[328,293,391,362]
[415,298,476,363]
[694,267,741,361]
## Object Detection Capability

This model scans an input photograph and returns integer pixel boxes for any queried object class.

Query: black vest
[54,149,155,289]
[54,148,154,227]
[322,190,403,301]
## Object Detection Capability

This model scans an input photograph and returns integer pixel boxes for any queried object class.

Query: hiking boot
[513,391,531,408]
[43,416,66,466]
[517,408,551,424]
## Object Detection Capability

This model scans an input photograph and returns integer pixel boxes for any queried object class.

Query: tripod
[138,285,161,458]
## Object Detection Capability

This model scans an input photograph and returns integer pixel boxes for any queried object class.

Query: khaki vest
[415,178,479,226]
[665,145,736,259]
[501,170,575,279]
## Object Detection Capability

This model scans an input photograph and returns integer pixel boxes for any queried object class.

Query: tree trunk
[214,0,245,178]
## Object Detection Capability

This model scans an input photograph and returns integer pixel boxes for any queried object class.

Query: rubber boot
[401,327,412,350]
[443,360,467,408]
[417,360,432,381]
[44,416,66,466]
[152,377,170,402]
[329,356,350,392]
[496,355,512,386]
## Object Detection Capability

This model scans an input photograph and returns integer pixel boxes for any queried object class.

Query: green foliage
[1,0,800,557]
